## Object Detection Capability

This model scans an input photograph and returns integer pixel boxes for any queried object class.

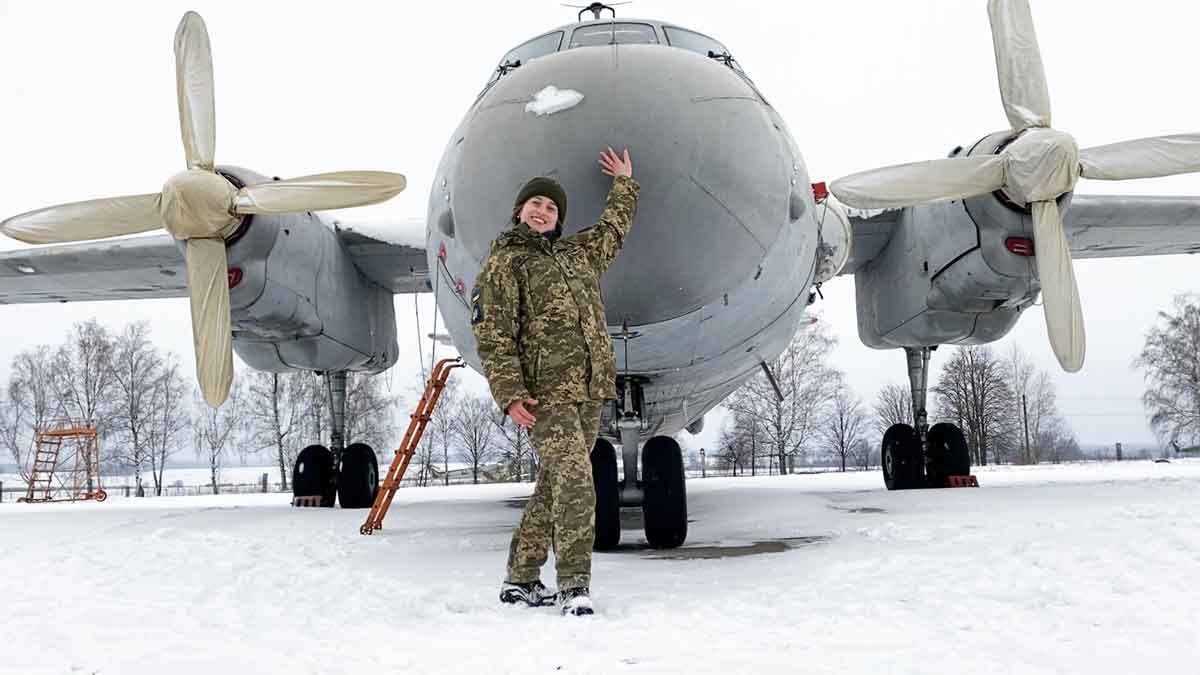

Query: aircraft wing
[1064,194,1200,259]
[334,217,431,294]
[0,234,187,304]
[0,217,432,305]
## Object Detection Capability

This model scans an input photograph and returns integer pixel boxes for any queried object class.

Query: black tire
[338,442,379,509]
[590,439,621,551]
[642,436,688,549]
[881,423,924,490]
[926,422,971,488]
[293,444,336,508]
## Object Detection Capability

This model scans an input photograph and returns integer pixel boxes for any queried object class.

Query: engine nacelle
[812,195,852,285]
[219,167,399,375]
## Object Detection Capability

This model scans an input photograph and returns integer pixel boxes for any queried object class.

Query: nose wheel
[591,439,621,550]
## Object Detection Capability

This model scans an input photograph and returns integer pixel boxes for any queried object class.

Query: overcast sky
[0,0,1196,452]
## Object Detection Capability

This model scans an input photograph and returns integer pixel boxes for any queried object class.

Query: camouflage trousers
[506,401,603,591]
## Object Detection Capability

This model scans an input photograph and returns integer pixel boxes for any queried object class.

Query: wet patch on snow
[828,505,887,514]
[644,535,832,560]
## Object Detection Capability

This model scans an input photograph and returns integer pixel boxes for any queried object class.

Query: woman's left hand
[600,147,632,179]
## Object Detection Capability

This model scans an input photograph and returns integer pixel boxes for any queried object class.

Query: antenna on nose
[560,2,631,22]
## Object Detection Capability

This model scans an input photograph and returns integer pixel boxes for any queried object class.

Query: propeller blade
[829,156,1004,210]
[988,0,1051,130]
[1079,134,1200,181]
[1031,200,1085,372]
[233,171,407,214]
[185,238,234,407]
[174,11,216,171]
[1,194,164,244]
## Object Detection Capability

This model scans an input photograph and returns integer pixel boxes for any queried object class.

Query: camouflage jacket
[471,175,640,413]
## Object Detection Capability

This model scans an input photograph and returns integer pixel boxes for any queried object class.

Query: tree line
[716,320,1087,473]
[0,319,399,496]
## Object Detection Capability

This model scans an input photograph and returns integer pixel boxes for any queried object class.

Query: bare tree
[344,372,400,452]
[245,372,306,490]
[51,319,116,487]
[147,357,188,496]
[822,375,868,472]
[932,345,1018,465]
[193,382,244,494]
[725,321,837,474]
[453,394,499,484]
[109,323,164,496]
[717,412,757,476]
[872,382,913,436]
[422,378,461,486]
[1135,294,1200,449]
[3,346,59,480]
[491,407,534,482]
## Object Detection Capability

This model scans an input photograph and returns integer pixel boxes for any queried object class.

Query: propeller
[0,11,407,407]
[830,0,1200,373]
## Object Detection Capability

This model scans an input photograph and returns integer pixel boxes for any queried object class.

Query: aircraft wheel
[882,423,924,490]
[925,422,971,488]
[293,444,336,507]
[590,438,621,551]
[642,435,688,549]
[338,443,379,509]
[95,489,108,502]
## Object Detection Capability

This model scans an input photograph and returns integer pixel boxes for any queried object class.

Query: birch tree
[109,323,163,496]
[1135,294,1200,449]
[194,382,244,494]
[147,357,188,496]
[453,394,498,484]
[245,372,305,490]
[822,375,868,472]
[51,319,116,486]
[725,321,836,474]
[932,346,1018,465]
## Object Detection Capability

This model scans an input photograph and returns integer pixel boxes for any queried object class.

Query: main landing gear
[881,347,975,490]
[590,377,688,550]
[292,371,380,508]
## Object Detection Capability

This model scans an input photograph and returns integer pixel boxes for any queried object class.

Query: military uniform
[472,174,639,591]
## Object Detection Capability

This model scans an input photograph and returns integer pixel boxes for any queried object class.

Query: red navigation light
[228,267,244,288]
[438,243,447,261]
[454,277,466,295]
[812,182,829,202]
[1004,237,1035,257]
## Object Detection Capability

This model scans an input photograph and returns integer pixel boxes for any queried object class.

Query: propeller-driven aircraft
[2,1,1199,549]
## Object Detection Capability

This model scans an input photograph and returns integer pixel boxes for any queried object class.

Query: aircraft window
[663,26,729,60]
[569,23,659,48]
[488,31,564,84]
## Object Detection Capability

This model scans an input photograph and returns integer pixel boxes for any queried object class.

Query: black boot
[557,586,594,616]
[499,580,552,607]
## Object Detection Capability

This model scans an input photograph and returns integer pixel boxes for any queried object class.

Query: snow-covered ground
[2,460,1199,674]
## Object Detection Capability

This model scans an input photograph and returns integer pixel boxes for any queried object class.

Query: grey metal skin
[216,166,400,378]
[431,20,824,452]
[853,131,1059,351]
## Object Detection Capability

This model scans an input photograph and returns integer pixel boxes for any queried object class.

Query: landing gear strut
[590,376,689,549]
[292,371,379,508]
[880,347,973,490]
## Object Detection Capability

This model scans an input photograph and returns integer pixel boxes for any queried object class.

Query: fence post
[1,480,4,502]
[261,473,268,493]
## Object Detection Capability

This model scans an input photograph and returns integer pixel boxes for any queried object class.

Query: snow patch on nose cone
[525,86,584,117]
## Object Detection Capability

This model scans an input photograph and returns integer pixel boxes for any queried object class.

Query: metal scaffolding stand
[18,419,107,504]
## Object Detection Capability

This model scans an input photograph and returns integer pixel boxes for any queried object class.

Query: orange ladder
[19,420,106,503]
[360,357,464,535]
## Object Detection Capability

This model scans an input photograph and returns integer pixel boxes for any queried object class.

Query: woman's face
[518,195,559,233]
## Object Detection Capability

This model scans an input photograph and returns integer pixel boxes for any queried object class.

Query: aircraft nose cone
[453,44,794,325]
